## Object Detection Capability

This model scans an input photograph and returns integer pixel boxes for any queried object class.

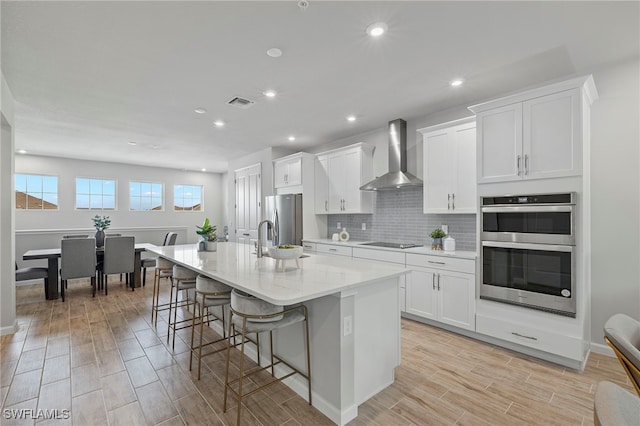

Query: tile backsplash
[326,187,477,251]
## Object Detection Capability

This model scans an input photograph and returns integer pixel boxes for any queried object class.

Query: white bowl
[267,245,304,260]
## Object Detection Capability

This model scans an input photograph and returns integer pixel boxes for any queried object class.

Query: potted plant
[429,228,446,250]
[196,218,217,251]
[92,215,111,247]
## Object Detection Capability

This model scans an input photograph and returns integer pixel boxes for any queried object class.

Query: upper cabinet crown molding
[469,75,597,184]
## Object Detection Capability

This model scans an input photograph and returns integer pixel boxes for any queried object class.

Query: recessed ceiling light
[214,120,225,127]
[151,145,160,149]
[347,115,357,122]
[194,107,207,114]
[201,168,207,172]
[17,149,27,154]
[266,48,283,58]
[366,22,388,37]
[264,90,277,98]
[450,78,464,87]
[288,136,296,142]
[128,141,137,146]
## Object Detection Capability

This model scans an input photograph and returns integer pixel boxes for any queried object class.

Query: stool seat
[232,310,305,333]
[231,289,283,322]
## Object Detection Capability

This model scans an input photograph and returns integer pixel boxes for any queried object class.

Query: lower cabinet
[405,263,476,331]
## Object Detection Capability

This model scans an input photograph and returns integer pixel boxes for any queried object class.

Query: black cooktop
[358,242,422,249]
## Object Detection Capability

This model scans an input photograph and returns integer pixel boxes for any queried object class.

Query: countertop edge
[303,239,477,259]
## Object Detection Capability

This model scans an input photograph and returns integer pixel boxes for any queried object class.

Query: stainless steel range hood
[359,119,423,191]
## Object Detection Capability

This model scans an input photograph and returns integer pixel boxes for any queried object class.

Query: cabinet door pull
[428,260,446,265]
[329,248,338,252]
[242,233,250,236]
[437,273,441,291]
[447,193,451,210]
[452,193,455,210]
[524,155,529,175]
[325,200,328,211]
[511,332,538,341]
[432,274,436,290]
[517,155,522,176]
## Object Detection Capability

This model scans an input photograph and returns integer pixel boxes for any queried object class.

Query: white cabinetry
[470,76,597,184]
[274,154,302,188]
[353,247,407,312]
[315,143,374,214]
[419,117,476,213]
[405,254,475,331]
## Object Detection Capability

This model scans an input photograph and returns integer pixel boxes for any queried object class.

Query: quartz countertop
[302,238,477,260]
[147,242,409,305]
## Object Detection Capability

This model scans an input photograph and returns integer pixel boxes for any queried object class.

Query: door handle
[437,274,441,291]
[517,155,522,176]
[447,193,451,210]
[452,193,455,210]
[329,248,337,252]
[511,332,538,341]
[325,200,328,211]
[432,274,436,290]
[428,260,446,265]
[242,233,250,236]
[524,155,529,175]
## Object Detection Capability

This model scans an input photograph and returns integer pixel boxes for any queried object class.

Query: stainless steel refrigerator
[264,193,303,246]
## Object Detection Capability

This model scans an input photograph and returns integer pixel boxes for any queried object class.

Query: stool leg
[197,303,206,380]
[223,312,235,413]
[151,270,159,324]
[236,318,248,426]
[270,330,275,376]
[167,283,175,342]
[189,296,198,374]
[304,308,312,404]
[171,287,179,349]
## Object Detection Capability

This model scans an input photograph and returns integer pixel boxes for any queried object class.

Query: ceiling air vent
[227,96,255,109]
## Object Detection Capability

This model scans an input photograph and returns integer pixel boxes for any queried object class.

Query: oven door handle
[481,205,573,213]
[482,240,574,252]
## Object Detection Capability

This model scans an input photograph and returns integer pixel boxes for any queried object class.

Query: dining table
[23,242,157,300]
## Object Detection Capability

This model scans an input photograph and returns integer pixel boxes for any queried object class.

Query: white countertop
[303,238,477,260]
[147,242,409,305]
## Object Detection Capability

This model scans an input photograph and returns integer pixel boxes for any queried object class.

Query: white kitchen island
[147,242,409,425]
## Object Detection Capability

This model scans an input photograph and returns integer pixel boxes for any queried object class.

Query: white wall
[1,72,17,335]
[15,155,224,266]
[590,58,640,343]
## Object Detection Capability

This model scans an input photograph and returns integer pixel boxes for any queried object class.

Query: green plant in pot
[92,215,111,247]
[429,228,446,250]
[196,218,217,251]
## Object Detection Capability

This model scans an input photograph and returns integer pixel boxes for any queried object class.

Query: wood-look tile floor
[2,276,634,425]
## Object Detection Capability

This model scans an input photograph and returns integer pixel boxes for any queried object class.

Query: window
[130,181,163,211]
[75,178,116,210]
[15,174,58,210]
[174,184,202,211]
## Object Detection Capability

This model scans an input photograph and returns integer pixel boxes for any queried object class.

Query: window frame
[129,180,164,212]
[173,184,204,212]
[14,173,59,211]
[75,177,118,211]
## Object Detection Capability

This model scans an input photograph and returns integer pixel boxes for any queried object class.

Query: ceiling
[2,1,638,173]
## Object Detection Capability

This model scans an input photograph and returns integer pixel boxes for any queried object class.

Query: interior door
[235,163,261,244]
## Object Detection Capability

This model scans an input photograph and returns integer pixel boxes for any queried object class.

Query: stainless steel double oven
[480,193,576,317]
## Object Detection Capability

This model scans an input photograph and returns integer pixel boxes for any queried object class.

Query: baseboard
[0,320,17,336]
[590,341,615,357]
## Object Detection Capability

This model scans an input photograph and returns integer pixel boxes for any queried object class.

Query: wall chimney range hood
[360,118,423,191]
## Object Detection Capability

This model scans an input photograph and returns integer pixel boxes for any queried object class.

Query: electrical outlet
[337,222,341,229]
[343,315,353,336]
[361,223,366,230]
[441,224,448,235]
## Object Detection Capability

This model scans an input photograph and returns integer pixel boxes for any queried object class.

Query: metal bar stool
[189,275,233,379]
[151,257,175,326]
[223,289,311,426]
[167,265,197,349]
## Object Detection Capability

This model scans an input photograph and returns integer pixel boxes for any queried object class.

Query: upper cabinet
[274,154,303,188]
[469,76,598,184]
[419,117,477,214]
[314,143,374,214]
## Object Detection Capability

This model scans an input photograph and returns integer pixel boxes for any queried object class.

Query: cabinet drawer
[476,314,583,361]
[316,244,353,257]
[406,253,474,274]
[352,247,405,265]
[302,242,316,253]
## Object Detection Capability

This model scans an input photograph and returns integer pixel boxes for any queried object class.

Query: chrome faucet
[257,219,277,258]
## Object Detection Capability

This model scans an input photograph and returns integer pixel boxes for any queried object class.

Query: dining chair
[60,237,97,301]
[102,236,135,295]
[604,313,640,396]
[142,231,178,286]
[15,261,49,298]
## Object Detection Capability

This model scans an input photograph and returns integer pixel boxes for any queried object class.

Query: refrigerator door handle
[273,209,279,246]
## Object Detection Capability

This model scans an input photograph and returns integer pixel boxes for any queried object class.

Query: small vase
[431,237,443,250]
[205,241,217,252]
[339,227,350,242]
[95,230,105,247]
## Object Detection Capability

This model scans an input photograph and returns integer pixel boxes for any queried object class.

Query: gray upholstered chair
[15,262,49,298]
[604,313,640,396]
[102,236,135,295]
[223,289,311,425]
[189,275,232,379]
[60,237,97,301]
[167,265,197,349]
[142,231,177,286]
[594,381,640,426]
